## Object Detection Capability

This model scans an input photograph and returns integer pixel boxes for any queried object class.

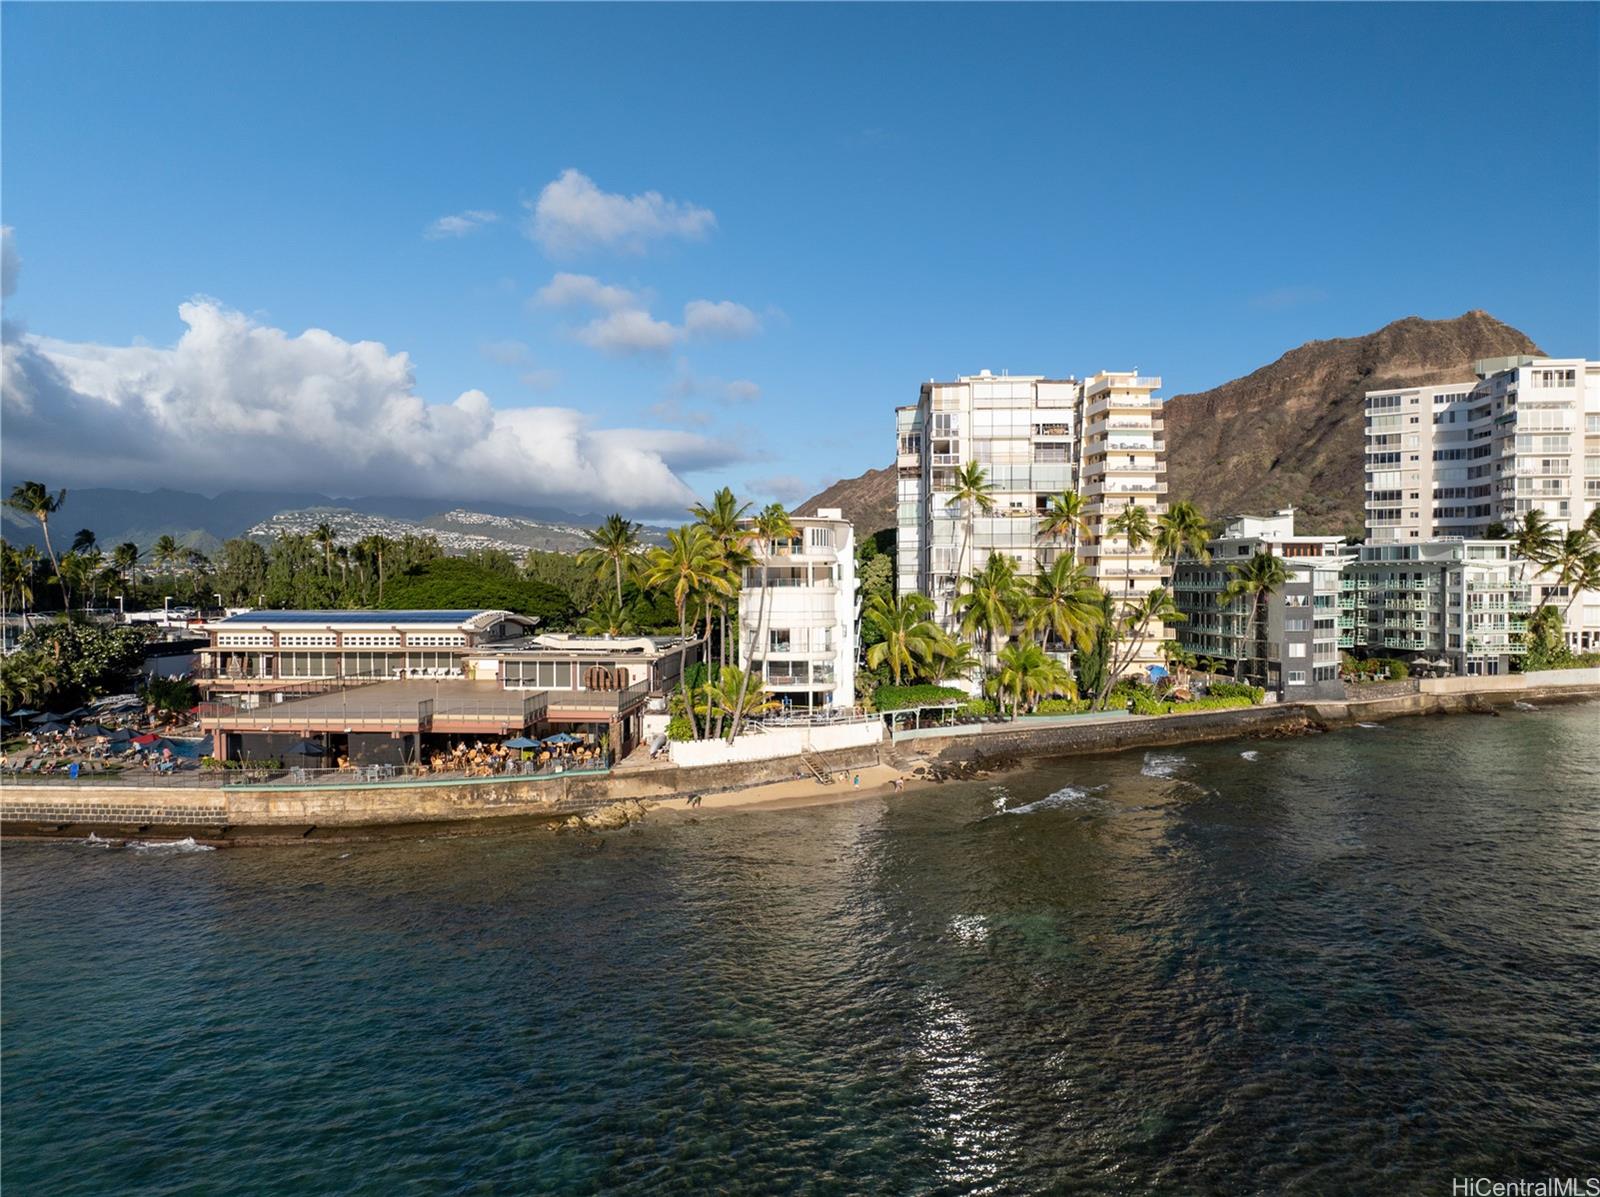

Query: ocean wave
[1356,722,1386,729]
[1141,753,1189,778]
[1002,785,1102,815]
[127,838,215,853]
[948,915,989,944]
[1512,701,1538,712]
[1240,750,1260,761]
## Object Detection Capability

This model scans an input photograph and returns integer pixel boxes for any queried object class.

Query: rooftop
[211,609,533,633]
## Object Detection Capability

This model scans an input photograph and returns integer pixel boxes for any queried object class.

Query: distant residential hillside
[0,485,666,557]
[1163,311,1543,534]
[794,310,1546,542]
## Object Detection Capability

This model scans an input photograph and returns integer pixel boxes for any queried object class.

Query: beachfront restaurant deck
[199,615,704,768]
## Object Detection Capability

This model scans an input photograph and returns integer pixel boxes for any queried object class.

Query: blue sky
[3,2,1596,517]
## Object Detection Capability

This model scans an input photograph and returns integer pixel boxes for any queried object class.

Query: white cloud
[574,308,680,356]
[424,209,500,239]
[682,299,761,341]
[535,272,641,311]
[0,299,742,517]
[526,169,715,256]
[723,379,761,404]
[1,226,17,299]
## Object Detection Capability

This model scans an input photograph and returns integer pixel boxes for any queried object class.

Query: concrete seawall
[5,678,1596,842]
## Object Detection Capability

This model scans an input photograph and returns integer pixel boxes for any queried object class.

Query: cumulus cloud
[574,308,681,356]
[535,272,641,311]
[683,299,761,341]
[424,209,500,239]
[1,226,17,299]
[0,299,742,516]
[526,169,715,256]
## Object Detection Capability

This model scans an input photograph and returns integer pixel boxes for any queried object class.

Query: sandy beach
[656,763,913,814]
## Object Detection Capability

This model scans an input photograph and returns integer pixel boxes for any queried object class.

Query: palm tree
[70,528,97,554]
[1024,555,1104,655]
[695,665,780,731]
[579,595,637,637]
[727,503,796,741]
[691,487,754,676]
[1512,510,1560,568]
[1550,527,1600,618]
[1154,501,1212,569]
[1106,503,1153,599]
[151,534,183,590]
[1037,490,1089,560]
[955,551,1023,663]
[863,592,941,685]
[5,482,67,589]
[642,524,732,741]
[1094,586,1187,709]
[111,541,140,600]
[945,461,995,592]
[580,513,643,609]
[991,641,1074,720]
[922,633,981,685]
[1220,550,1291,686]
[312,522,337,579]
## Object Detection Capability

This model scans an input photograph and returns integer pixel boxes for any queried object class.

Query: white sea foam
[83,832,116,849]
[1356,722,1385,729]
[1141,752,1189,778]
[1512,701,1538,712]
[127,837,215,853]
[1240,750,1260,761]
[1003,784,1101,815]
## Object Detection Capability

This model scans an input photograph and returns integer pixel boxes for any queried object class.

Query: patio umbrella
[286,739,327,756]
[27,712,58,724]
[0,716,14,730]
[105,729,134,744]
[77,722,113,738]
[132,733,163,746]
[503,736,540,749]
[60,706,90,720]
[34,720,69,735]
[10,708,39,717]
[544,732,579,745]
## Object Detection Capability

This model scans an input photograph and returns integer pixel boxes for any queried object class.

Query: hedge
[1206,681,1265,704]
[1034,698,1091,715]
[874,684,968,711]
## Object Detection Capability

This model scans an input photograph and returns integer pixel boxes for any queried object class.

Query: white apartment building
[738,507,858,711]
[1364,355,1599,650]
[895,369,1168,670]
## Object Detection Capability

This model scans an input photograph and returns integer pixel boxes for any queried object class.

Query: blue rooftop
[218,609,493,625]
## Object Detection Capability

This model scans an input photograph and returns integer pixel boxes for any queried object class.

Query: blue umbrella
[26,712,58,725]
[503,736,540,749]
[11,708,39,717]
[544,732,579,745]
[0,716,14,730]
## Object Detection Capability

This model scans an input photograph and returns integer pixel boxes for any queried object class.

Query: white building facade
[895,368,1168,669]
[1364,355,1599,651]
[738,507,858,711]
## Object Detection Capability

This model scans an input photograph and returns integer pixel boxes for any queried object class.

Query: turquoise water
[4,705,1599,1194]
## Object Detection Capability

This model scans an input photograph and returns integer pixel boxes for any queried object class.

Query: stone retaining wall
[5,680,1595,841]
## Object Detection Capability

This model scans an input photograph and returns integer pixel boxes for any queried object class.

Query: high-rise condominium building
[895,369,1168,670]
[1364,356,1599,651]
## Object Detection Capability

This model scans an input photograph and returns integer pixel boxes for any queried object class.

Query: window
[1287,643,1307,658]
[1287,671,1307,685]
[769,629,791,652]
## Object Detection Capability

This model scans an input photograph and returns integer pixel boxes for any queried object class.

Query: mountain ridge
[794,311,1546,538]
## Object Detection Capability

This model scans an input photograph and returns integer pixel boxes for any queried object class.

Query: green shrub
[666,716,693,742]
[959,698,996,717]
[1207,681,1265,704]
[873,684,968,712]
[1033,698,1091,715]
[1168,696,1254,713]
[1386,661,1409,680]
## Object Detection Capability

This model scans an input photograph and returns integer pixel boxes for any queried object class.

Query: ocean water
[4,704,1599,1194]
